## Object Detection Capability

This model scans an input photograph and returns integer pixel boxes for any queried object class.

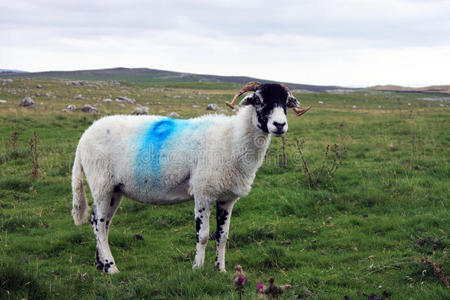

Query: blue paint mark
[135,118,210,191]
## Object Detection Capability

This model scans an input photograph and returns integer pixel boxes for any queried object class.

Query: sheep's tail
[71,148,90,225]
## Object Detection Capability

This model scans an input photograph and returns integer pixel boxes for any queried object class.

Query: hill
[0,67,344,92]
[371,84,450,94]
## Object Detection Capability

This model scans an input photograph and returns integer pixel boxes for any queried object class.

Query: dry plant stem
[29,131,39,179]
[421,257,450,288]
[11,130,19,152]
[295,137,313,186]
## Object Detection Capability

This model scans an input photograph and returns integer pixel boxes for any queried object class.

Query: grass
[0,78,448,299]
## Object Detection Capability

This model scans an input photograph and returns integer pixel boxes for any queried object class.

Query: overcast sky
[1,0,449,87]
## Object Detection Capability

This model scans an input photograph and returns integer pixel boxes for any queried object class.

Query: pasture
[0,78,448,299]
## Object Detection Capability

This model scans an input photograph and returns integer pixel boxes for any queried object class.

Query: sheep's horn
[281,83,311,117]
[226,81,261,109]
[293,106,311,116]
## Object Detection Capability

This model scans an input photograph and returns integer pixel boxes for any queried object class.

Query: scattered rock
[192,104,200,108]
[74,94,85,100]
[167,112,180,118]
[0,99,7,104]
[62,104,77,112]
[2,79,13,85]
[36,84,42,89]
[206,103,218,111]
[173,95,181,99]
[352,105,357,109]
[80,104,99,114]
[19,97,35,107]
[65,80,89,86]
[115,96,136,104]
[103,98,112,102]
[110,80,120,87]
[318,101,324,104]
[132,106,148,115]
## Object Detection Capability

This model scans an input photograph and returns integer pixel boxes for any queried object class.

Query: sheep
[71,82,310,274]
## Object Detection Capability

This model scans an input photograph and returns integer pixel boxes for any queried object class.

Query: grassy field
[0,78,448,299]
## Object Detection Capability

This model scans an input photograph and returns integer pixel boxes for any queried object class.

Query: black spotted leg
[215,199,237,272]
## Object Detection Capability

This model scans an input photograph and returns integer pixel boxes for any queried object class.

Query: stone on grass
[80,104,99,114]
[132,106,149,115]
[167,112,180,118]
[115,96,136,104]
[103,98,112,102]
[0,99,7,104]
[36,84,42,89]
[19,97,35,107]
[74,94,85,100]
[62,104,77,112]
[206,103,218,111]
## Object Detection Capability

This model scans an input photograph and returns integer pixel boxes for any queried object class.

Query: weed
[295,136,348,188]
[29,132,39,179]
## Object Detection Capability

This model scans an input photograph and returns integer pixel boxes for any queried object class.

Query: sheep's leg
[91,188,123,274]
[214,199,237,272]
[192,201,211,269]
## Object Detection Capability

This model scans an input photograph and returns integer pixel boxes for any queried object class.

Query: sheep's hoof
[192,263,204,270]
[107,266,120,274]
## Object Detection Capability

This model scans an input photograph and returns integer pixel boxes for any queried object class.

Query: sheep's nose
[273,121,286,130]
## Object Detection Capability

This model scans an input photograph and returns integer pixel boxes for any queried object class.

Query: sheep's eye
[254,98,261,105]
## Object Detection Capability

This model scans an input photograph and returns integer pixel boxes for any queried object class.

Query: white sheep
[71,82,309,273]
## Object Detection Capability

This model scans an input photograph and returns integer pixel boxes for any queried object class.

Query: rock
[74,94,85,100]
[167,112,180,118]
[36,84,42,89]
[192,104,200,108]
[115,96,136,104]
[0,99,7,103]
[118,103,125,107]
[318,101,324,104]
[132,106,148,115]
[352,105,357,109]
[80,104,99,114]
[109,80,120,87]
[173,95,181,99]
[19,97,35,107]
[62,104,77,112]
[2,79,13,85]
[103,98,112,102]
[45,92,52,97]
[206,103,218,111]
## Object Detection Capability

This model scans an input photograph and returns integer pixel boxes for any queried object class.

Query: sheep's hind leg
[91,187,123,274]
[192,200,211,269]
[214,199,237,272]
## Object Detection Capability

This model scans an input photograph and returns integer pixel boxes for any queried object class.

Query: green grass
[0,78,449,299]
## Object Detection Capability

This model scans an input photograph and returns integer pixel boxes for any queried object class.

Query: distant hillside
[0,67,343,92]
[371,85,450,94]
[0,69,27,74]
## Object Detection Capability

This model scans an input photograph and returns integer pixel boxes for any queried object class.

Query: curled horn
[225,81,261,109]
[281,83,311,117]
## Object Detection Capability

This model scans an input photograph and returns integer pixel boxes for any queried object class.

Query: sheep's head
[226,82,310,136]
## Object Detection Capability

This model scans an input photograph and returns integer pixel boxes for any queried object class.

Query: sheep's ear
[240,94,256,106]
[287,96,300,108]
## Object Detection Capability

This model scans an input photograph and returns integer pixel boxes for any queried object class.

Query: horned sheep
[71,82,310,273]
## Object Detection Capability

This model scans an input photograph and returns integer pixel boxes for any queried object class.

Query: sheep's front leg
[193,202,211,269]
[215,199,237,272]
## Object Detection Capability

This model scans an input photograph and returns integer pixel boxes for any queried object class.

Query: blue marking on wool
[135,117,211,191]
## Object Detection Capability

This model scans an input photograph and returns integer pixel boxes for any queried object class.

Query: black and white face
[240,84,300,136]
